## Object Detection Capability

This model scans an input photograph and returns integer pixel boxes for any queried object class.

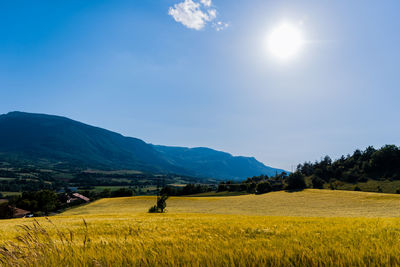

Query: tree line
[0,187,135,219]
[217,172,306,194]
[217,145,400,194]
[296,145,400,187]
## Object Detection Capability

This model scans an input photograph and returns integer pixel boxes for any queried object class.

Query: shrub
[311,176,325,189]
[148,205,159,213]
[286,172,306,191]
[354,186,361,191]
[0,203,14,219]
[217,183,227,192]
[111,188,133,198]
[256,181,272,194]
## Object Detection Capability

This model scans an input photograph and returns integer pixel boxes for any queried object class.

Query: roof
[72,193,90,202]
[14,207,31,217]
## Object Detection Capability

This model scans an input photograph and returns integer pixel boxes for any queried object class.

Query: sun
[267,22,304,61]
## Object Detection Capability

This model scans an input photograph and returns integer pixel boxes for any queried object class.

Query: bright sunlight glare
[267,22,304,61]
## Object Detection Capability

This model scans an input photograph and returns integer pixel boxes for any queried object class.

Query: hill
[152,145,286,178]
[0,111,284,180]
[0,111,179,173]
[63,189,400,217]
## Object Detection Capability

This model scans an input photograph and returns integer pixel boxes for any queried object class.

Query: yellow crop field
[62,189,400,217]
[1,189,400,266]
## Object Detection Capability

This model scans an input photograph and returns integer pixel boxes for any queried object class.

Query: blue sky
[1,0,400,170]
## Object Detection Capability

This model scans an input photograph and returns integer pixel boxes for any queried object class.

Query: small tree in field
[149,194,169,213]
[157,194,168,213]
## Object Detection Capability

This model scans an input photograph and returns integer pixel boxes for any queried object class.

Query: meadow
[1,189,400,266]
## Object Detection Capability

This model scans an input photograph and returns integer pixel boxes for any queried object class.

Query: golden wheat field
[2,189,400,266]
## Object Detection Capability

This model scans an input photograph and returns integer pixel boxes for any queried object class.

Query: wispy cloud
[213,21,229,31]
[168,0,228,31]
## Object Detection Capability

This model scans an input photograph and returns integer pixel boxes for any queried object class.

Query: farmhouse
[66,197,78,204]
[66,193,90,204]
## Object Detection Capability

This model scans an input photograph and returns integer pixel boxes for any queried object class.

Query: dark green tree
[149,194,169,213]
[157,194,169,213]
[286,172,306,191]
[256,181,272,194]
[311,176,325,189]
[0,202,15,219]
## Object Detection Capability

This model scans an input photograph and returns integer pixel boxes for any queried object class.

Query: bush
[311,176,325,189]
[148,205,159,213]
[246,182,257,194]
[99,189,111,198]
[34,211,43,217]
[217,183,227,192]
[354,186,361,191]
[286,172,306,191]
[0,202,14,219]
[111,188,133,198]
[256,181,272,194]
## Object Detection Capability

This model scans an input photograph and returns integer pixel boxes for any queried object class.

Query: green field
[2,189,400,266]
[0,191,21,197]
[90,185,133,192]
[325,179,400,193]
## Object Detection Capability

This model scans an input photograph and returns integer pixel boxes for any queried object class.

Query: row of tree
[217,145,400,194]
[160,184,215,196]
[297,145,400,184]
[0,187,136,219]
[0,178,61,192]
[217,172,307,194]
[79,188,134,200]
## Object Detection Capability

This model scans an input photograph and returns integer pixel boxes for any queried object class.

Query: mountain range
[0,112,286,180]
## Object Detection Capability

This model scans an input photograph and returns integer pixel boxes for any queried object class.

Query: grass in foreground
[1,214,400,266]
[1,189,400,266]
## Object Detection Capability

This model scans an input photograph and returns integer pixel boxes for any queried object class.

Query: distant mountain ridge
[152,145,285,180]
[0,111,286,180]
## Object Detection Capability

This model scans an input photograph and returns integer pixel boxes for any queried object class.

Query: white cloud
[168,0,228,31]
[207,9,217,20]
[213,21,229,31]
[200,0,212,7]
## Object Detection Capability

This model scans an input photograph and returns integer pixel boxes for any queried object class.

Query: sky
[1,0,400,171]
